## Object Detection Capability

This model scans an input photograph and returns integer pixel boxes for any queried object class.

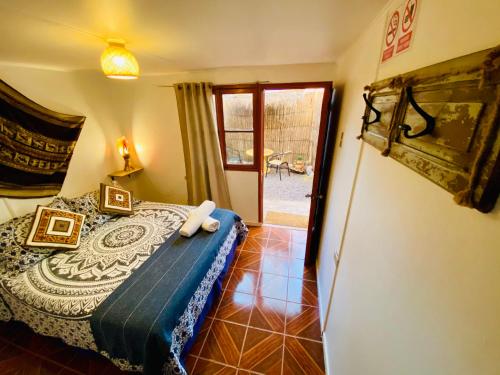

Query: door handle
[305,194,324,199]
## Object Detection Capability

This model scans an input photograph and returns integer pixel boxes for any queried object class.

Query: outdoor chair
[266,151,291,180]
[226,146,242,164]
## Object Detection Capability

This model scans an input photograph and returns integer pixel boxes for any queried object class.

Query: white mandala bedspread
[0,201,247,374]
[0,202,190,320]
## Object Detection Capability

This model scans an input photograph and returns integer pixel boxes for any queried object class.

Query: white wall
[316,13,383,326]
[0,62,336,223]
[317,1,500,374]
[123,62,337,222]
[0,66,118,219]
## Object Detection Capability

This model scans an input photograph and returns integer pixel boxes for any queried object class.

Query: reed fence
[222,89,323,167]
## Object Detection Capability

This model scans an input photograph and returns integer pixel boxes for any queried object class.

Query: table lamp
[116,136,133,171]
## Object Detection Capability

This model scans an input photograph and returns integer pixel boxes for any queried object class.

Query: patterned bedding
[0,197,72,279]
[0,200,246,374]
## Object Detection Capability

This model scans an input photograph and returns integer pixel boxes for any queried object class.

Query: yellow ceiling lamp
[101,39,139,80]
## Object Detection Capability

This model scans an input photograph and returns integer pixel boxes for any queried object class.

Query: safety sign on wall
[381,0,419,63]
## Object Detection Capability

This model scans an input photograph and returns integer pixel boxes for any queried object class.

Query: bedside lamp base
[123,154,133,171]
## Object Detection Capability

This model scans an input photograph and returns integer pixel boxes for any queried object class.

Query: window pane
[225,132,254,165]
[222,93,253,131]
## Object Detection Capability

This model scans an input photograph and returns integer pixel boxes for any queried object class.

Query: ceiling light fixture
[101,39,139,80]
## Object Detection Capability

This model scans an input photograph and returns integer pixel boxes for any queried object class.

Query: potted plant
[293,155,306,173]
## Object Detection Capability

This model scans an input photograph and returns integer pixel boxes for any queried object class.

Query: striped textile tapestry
[0,79,85,198]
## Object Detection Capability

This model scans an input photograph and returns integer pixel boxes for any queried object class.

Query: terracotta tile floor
[0,225,324,375]
[0,321,133,374]
[189,225,325,375]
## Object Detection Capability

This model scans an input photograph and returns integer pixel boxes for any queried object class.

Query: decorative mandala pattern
[102,224,147,248]
[0,295,12,321]
[0,290,97,350]
[0,197,70,279]
[167,225,239,375]
[100,351,143,373]
[104,223,247,374]
[0,200,247,374]
[1,202,191,319]
[62,191,115,236]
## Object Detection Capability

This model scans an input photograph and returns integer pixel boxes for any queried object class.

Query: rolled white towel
[180,200,216,237]
[202,216,220,232]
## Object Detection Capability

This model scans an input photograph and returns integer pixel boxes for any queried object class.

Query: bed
[0,195,247,375]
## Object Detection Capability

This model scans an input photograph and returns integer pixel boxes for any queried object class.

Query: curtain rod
[155,81,270,88]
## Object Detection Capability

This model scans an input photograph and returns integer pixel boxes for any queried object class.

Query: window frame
[213,86,261,171]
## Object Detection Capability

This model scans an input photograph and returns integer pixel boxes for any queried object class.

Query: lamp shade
[101,40,139,80]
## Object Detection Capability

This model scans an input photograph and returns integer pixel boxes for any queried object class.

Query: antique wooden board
[359,46,500,213]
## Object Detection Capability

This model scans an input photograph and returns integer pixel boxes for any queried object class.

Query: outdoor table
[245,148,274,160]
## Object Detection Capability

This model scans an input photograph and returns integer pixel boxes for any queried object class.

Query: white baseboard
[322,333,331,375]
[316,260,331,375]
[316,260,326,330]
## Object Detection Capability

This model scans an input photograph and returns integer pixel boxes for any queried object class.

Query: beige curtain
[175,82,232,209]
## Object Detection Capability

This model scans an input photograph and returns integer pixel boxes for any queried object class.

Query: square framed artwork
[99,184,134,215]
[25,206,85,249]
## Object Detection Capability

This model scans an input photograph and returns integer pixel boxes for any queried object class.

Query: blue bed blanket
[90,208,246,375]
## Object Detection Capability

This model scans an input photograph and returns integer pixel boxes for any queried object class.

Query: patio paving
[263,171,313,227]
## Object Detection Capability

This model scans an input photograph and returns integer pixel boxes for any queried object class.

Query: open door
[213,82,336,265]
[304,88,337,265]
[256,82,335,265]
[260,84,330,229]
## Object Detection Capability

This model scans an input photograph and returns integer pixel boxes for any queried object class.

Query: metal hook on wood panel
[362,93,382,126]
[399,87,435,139]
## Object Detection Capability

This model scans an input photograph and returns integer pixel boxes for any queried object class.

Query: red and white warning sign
[382,10,400,62]
[381,0,419,62]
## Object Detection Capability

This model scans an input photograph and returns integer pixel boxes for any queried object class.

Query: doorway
[213,82,335,264]
[262,88,325,229]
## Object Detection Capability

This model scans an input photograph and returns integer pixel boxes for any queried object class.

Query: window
[213,87,260,171]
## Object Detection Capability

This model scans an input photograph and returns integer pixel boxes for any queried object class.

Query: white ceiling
[0,0,388,75]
